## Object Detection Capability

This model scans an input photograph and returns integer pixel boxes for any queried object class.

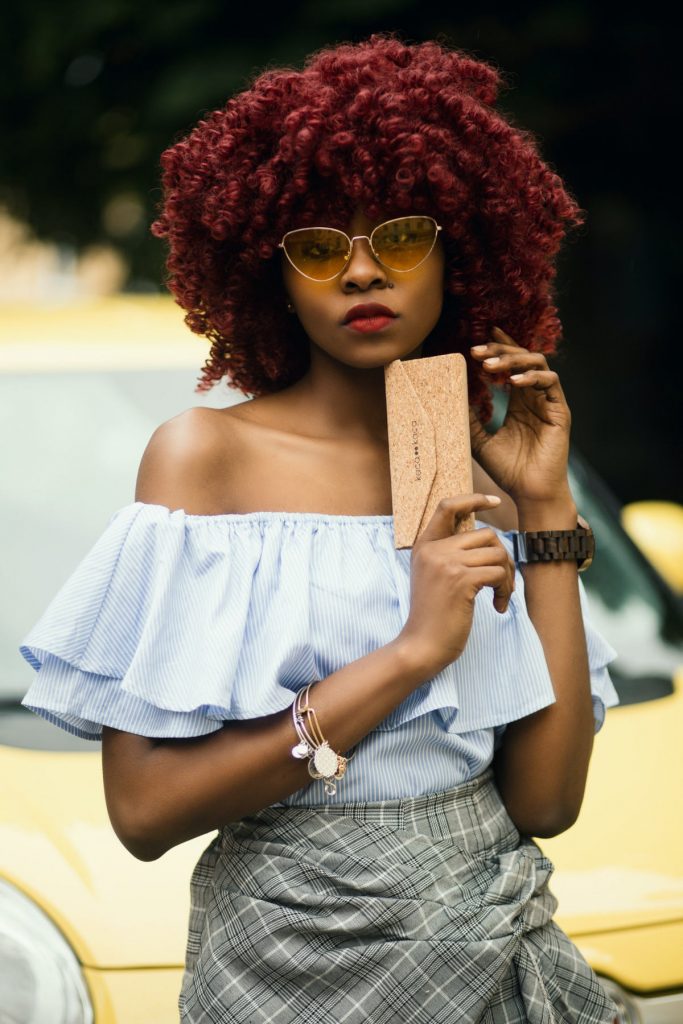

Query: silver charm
[313,742,339,778]
[291,741,311,759]
[324,781,337,796]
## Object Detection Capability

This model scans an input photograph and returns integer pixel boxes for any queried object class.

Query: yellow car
[2,297,682,1022]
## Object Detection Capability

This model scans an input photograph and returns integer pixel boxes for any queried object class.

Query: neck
[286,343,423,444]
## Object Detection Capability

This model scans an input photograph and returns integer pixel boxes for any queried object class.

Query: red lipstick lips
[343,303,397,324]
[342,303,398,334]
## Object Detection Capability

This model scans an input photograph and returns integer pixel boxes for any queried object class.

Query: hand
[469,326,572,504]
[397,494,516,678]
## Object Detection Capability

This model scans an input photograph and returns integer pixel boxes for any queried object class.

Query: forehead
[347,208,387,231]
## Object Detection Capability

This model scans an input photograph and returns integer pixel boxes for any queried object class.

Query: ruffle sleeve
[19,502,313,739]
[19,504,619,743]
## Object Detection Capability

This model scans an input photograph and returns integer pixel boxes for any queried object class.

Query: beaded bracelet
[290,684,353,797]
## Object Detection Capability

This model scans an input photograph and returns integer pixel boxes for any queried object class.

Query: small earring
[286,301,295,313]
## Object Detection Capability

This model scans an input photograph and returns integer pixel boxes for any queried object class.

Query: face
[282,208,445,368]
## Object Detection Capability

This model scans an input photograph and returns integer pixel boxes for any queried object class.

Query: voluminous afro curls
[151,32,584,421]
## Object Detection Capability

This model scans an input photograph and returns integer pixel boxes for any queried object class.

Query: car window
[569,449,683,698]
[488,386,683,702]
[1,369,244,702]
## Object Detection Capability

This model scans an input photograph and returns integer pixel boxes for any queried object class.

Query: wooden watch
[511,514,595,572]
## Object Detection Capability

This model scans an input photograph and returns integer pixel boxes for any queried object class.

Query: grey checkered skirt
[179,767,618,1023]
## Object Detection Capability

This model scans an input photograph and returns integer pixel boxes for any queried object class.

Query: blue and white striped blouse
[19,502,619,803]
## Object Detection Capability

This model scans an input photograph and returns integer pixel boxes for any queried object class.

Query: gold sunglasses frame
[278,215,443,282]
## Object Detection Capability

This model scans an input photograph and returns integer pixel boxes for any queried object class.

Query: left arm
[494,492,593,838]
[470,328,594,838]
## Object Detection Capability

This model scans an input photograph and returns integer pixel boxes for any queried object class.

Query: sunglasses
[279,215,442,282]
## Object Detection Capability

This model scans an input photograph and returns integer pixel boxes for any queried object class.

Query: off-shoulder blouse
[19,502,619,803]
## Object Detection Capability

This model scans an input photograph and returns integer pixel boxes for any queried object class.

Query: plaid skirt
[179,767,618,1023]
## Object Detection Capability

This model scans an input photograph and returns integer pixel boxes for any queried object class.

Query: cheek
[287,284,334,334]
[284,269,319,316]
[415,266,445,326]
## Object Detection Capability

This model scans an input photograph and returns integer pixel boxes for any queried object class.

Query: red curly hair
[151,33,584,422]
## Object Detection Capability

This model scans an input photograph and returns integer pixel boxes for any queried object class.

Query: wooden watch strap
[512,526,594,565]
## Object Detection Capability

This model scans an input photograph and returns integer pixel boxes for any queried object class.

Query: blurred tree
[1,1,679,501]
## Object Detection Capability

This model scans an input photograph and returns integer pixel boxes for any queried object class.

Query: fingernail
[485,494,501,503]
[484,357,500,365]
[470,345,487,354]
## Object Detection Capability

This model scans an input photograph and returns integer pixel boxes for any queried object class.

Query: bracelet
[290,684,353,797]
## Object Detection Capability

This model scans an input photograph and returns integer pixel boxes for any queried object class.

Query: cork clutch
[384,352,474,549]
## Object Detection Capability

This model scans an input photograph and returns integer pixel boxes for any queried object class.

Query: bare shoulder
[135,406,238,514]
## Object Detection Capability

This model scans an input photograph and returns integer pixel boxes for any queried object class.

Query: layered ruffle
[20,502,619,741]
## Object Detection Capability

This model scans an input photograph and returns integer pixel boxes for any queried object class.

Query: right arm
[103,410,512,860]
[103,641,431,861]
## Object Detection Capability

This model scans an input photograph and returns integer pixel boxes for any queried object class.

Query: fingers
[417,494,501,545]
[470,344,546,374]
[460,543,511,566]
[461,544,516,613]
[469,564,515,613]
[470,326,565,403]
[436,529,516,614]
[415,497,516,616]
[508,369,563,402]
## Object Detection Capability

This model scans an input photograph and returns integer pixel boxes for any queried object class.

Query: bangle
[290,684,353,797]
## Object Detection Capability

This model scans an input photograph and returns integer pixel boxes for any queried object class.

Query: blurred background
[1,1,679,503]
[3,11,683,1019]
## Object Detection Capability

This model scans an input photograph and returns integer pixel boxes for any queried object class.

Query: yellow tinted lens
[373,217,436,270]
[283,228,349,280]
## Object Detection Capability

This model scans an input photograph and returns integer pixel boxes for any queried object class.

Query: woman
[20,34,621,1023]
